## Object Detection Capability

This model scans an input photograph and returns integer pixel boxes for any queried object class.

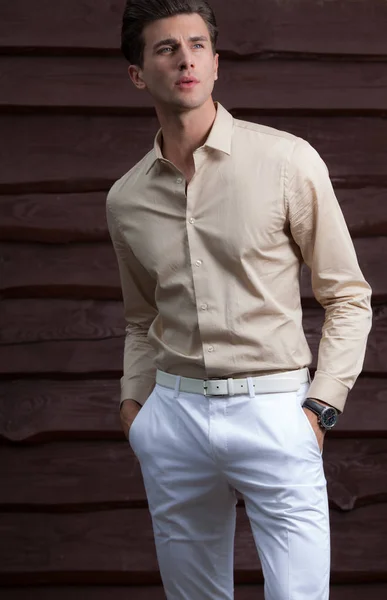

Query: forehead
[143,13,210,47]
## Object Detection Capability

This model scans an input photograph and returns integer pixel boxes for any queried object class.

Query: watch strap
[302,398,338,430]
[302,398,326,416]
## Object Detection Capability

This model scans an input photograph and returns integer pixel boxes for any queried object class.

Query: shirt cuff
[119,375,156,410]
[307,371,349,413]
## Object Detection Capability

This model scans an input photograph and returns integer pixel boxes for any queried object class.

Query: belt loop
[227,378,235,396]
[247,377,255,398]
[173,375,181,398]
[306,368,311,384]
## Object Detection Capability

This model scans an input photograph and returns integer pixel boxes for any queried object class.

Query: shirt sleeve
[286,138,372,412]
[106,202,158,409]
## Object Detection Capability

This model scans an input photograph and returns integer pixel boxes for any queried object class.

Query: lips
[176,76,199,86]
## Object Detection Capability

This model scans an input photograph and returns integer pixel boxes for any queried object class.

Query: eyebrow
[153,35,209,52]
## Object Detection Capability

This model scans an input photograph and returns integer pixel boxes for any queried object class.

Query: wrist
[303,398,339,431]
[120,398,142,412]
[307,397,333,408]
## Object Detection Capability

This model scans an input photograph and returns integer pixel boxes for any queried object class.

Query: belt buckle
[203,379,228,396]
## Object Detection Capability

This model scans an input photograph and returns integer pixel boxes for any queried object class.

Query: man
[106,1,372,598]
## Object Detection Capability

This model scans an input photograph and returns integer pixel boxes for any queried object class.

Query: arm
[106,203,158,412]
[287,139,372,413]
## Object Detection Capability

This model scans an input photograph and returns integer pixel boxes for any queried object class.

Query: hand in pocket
[120,399,142,440]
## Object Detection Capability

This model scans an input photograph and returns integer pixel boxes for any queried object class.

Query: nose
[177,45,195,71]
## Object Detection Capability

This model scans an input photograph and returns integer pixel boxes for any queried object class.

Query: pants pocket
[295,387,323,456]
[128,386,156,451]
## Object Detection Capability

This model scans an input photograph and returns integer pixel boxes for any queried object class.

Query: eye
[193,43,204,49]
[158,46,173,54]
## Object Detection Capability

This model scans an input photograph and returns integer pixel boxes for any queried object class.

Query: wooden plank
[0,589,167,600]
[0,301,383,377]
[0,238,384,302]
[0,192,110,243]
[1,377,385,443]
[1,439,386,512]
[2,57,387,111]
[0,379,121,442]
[2,585,387,600]
[0,299,125,345]
[1,0,387,56]
[1,115,387,193]
[0,505,387,583]
[0,243,121,299]
[1,187,386,244]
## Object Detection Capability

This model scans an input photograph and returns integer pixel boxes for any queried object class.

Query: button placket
[184,169,215,372]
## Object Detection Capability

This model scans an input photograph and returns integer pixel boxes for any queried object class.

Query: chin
[174,93,210,111]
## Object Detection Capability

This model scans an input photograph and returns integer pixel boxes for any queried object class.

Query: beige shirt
[106,102,372,412]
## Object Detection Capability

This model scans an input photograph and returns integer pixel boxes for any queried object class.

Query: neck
[156,98,217,180]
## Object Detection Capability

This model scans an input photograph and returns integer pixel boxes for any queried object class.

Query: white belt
[156,367,310,397]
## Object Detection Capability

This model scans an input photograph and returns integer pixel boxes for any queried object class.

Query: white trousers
[129,376,330,600]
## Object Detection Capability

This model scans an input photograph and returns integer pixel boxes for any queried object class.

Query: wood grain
[2,56,387,111]
[0,238,384,301]
[2,584,387,600]
[0,379,121,442]
[1,187,386,244]
[1,377,385,443]
[1,439,386,512]
[1,115,387,193]
[0,299,383,376]
[0,192,110,243]
[2,585,387,600]
[1,0,387,55]
[0,505,387,583]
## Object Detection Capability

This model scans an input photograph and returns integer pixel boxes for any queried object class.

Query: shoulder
[234,116,298,144]
[233,116,298,159]
[233,116,325,170]
[106,149,155,210]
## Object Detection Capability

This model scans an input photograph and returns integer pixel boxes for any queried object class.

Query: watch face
[321,407,337,429]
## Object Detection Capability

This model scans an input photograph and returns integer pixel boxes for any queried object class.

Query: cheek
[145,69,170,92]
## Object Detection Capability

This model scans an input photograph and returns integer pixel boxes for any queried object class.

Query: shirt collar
[146,102,233,174]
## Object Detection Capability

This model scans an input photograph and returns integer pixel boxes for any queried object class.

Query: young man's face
[129,13,219,112]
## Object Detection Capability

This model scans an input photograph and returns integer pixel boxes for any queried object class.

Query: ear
[128,64,147,90]
[214,52,219,81]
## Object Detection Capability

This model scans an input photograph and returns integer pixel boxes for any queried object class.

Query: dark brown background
[1,0,387,598]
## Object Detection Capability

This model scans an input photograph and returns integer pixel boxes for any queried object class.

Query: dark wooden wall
[1,0,387,598]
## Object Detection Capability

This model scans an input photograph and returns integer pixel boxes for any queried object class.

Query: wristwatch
[302,398,338,431]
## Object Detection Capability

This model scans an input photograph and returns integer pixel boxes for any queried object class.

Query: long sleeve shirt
[106,102,372,413]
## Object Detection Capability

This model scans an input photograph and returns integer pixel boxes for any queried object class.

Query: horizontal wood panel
[0,588,168,600]
[1,115,387,192]
[2,584,387,600]
[1,0,387,55]
[1,299,125,344]
[0,238,384,302]
[0,301,383,376]
[1,505,387,583]
[2,57,387,111]
[1,187,386,244]
[1,439,387,512]
[1,377,385,443]
[0,192,110,243]
[0,379,121,442]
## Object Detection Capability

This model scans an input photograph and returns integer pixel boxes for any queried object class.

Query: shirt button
[208,345,214,352]
[195,260,202,267]
[176,177,183,184]
[200,303,208,311]
[189,217,196,224]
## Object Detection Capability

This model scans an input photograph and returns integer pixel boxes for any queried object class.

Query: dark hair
[121,0,218,66]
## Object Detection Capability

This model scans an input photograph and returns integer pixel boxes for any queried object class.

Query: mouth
[176,77,199,89]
